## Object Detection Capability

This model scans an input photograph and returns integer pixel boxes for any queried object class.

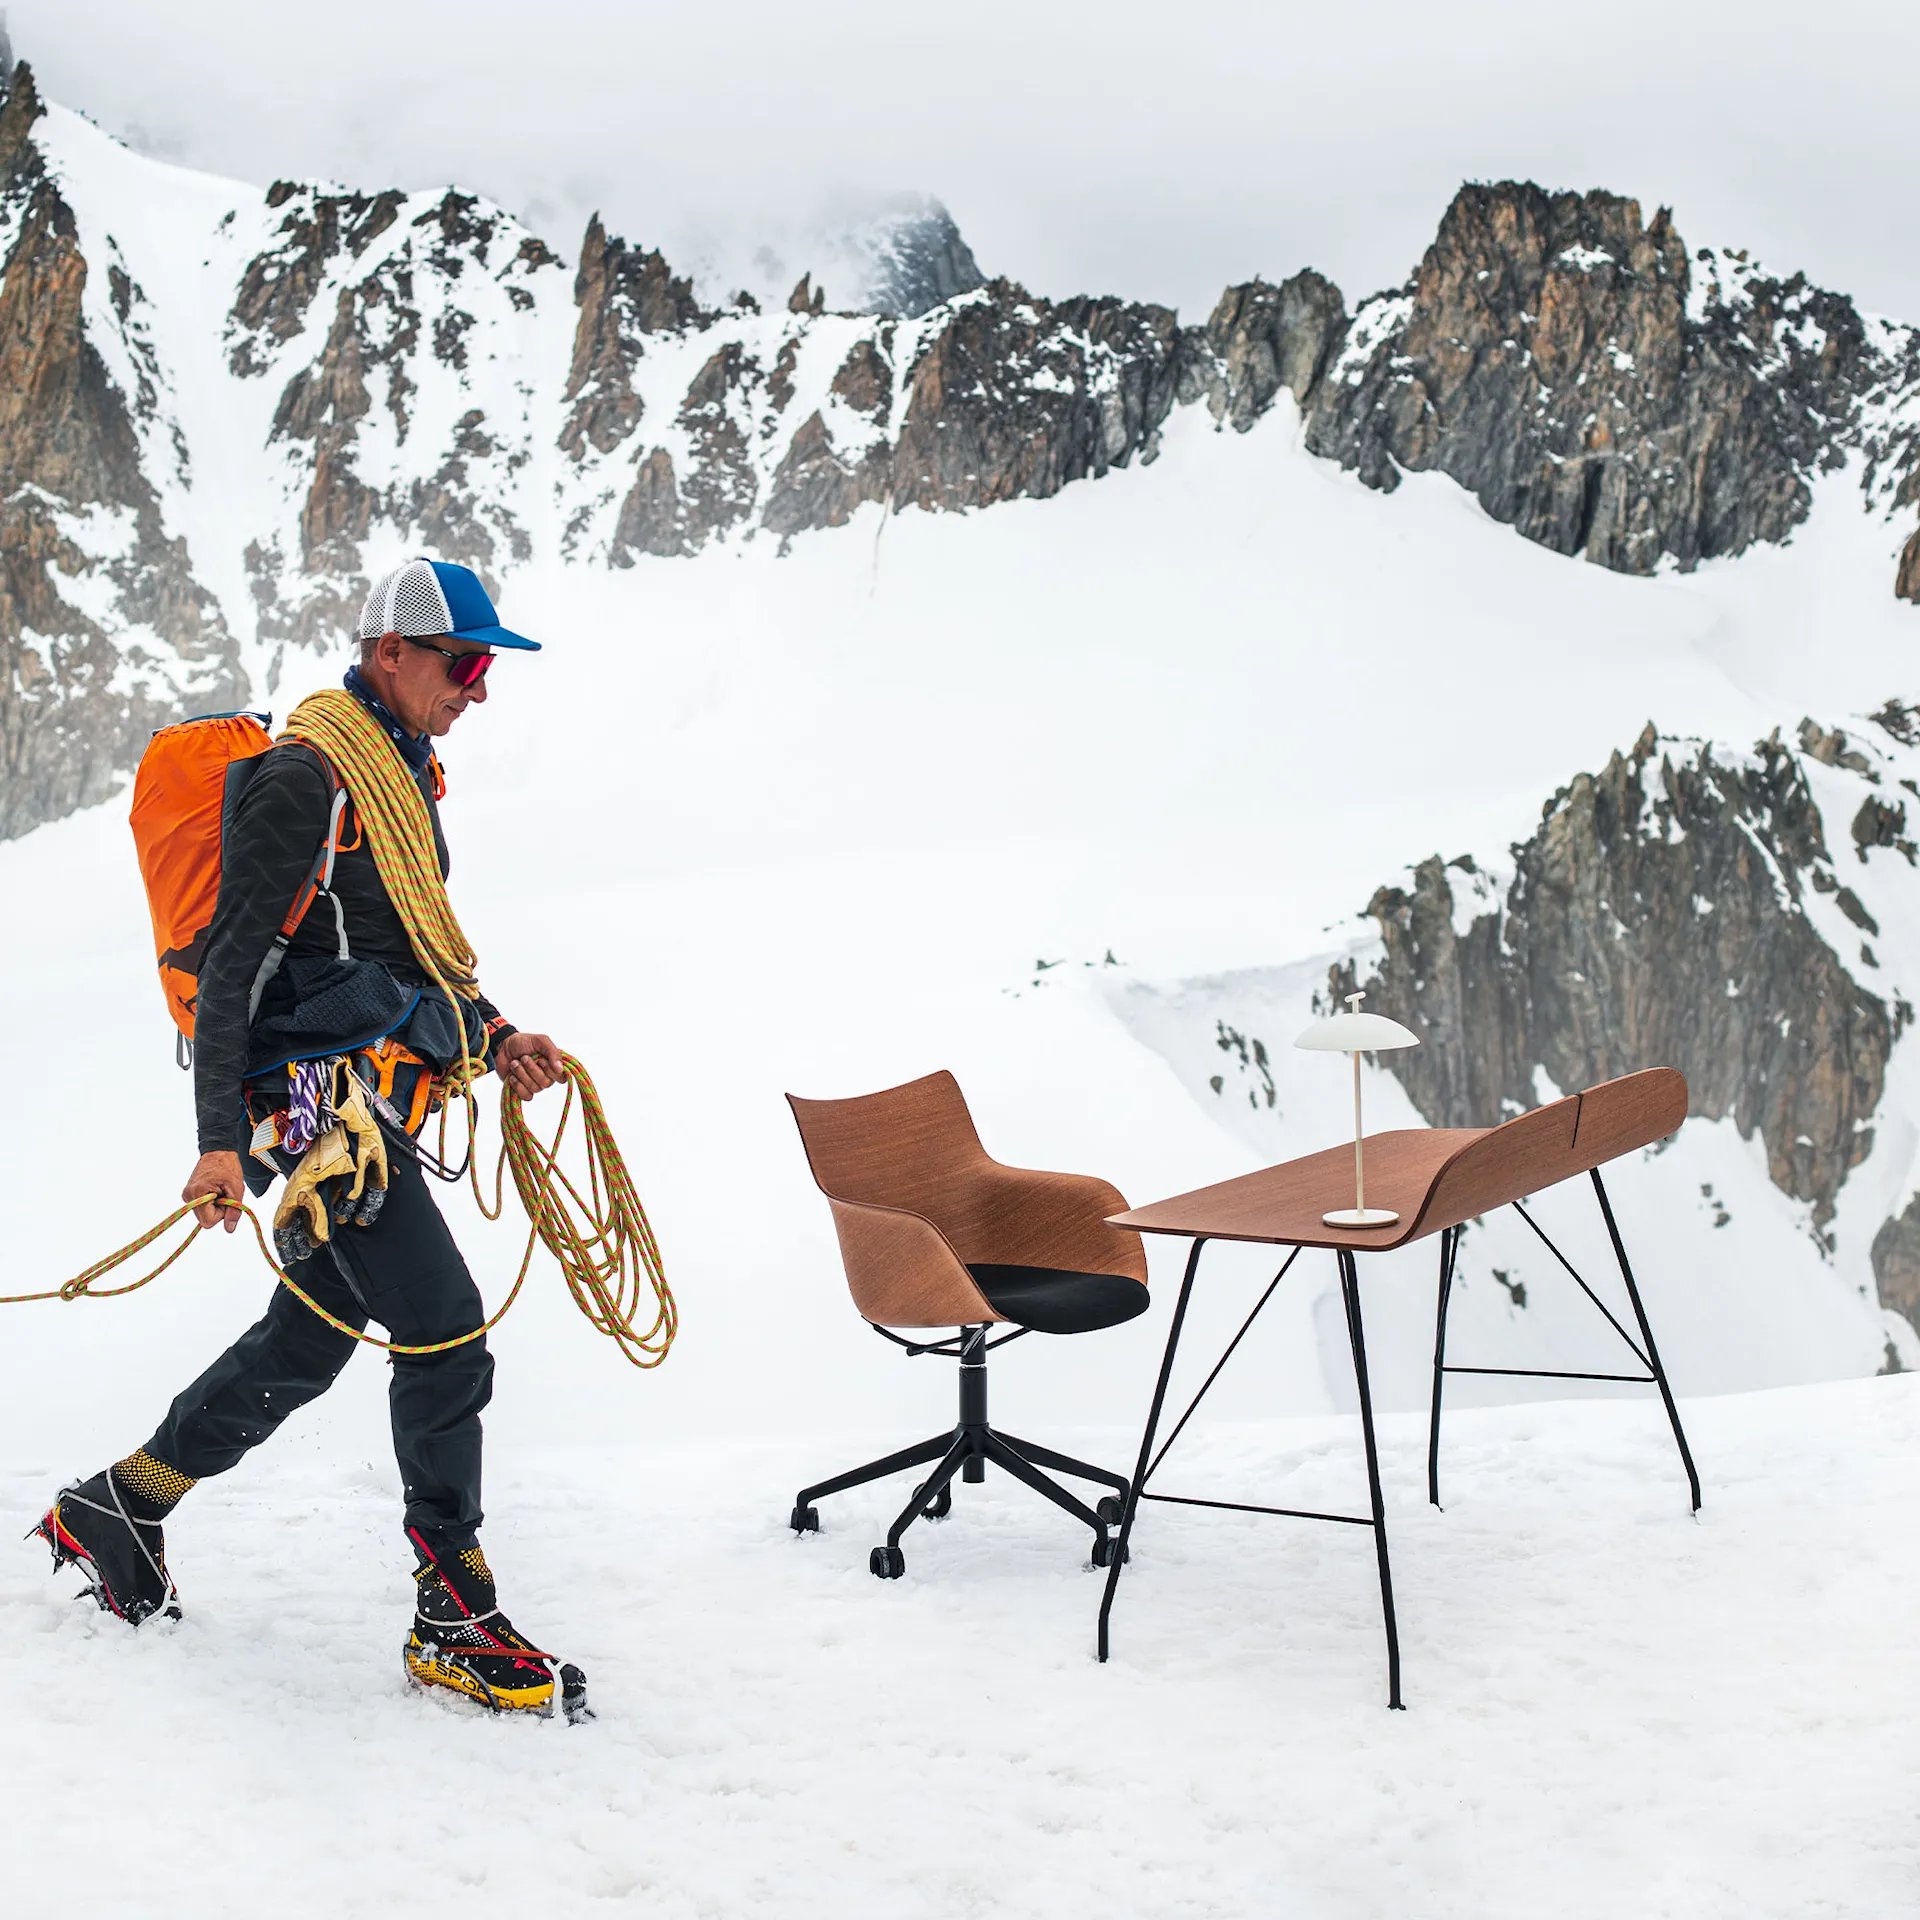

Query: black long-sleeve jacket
[193,739,510,1151]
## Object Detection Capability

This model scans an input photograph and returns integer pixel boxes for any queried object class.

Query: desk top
[1110,1128,1484,1250]
[1107,1069,1688,1252]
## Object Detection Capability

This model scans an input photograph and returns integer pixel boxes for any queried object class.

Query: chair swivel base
[789,1327,1132,1578]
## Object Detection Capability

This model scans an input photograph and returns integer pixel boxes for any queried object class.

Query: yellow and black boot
[403,1533,592,1721]
[32,1451,193,1624]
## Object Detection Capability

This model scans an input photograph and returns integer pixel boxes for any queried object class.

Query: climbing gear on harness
[128,711,350,1058]
[6,1056,676,1368]
[271,1062,390,1265]
[32,1463,184,1624]
[404,1530,590,1721]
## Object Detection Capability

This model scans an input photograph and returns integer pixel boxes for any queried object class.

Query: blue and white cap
[356,558,540,651]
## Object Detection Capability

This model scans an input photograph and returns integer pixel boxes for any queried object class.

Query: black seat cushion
[967,1264,1150,1336]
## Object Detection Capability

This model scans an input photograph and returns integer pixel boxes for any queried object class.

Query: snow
[5,1377,1918,1917]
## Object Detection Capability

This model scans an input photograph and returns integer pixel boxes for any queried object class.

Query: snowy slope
[5,1378,1917,1918]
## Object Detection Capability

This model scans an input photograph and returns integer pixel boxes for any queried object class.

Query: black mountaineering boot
[33,1451,194,1624]
[404,1532,590,1720]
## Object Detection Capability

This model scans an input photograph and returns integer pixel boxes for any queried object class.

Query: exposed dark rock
[609,448,687,561]
[1897,528,1920,603]
[674,343,761,545]
[560,215,712,461]
[228,184,404,375]
[762,410,891,539]
[1198,271,1347,429]
[831,337,893,424]
[0,61,239,841]
[888,279,1183,513]
[1799,717,1874,773]
[1852,795,1913,862]
[787,273,824,316]
[767,336,800,413]
[1302,183,1875,574]
[1333,723,1893,1232]
[853,198,984,318]
[1871,700,1920,747]
[1873,1199,1920,1335]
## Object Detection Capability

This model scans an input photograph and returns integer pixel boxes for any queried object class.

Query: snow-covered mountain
[9,43,1920,1410]
[14,49,1920,842]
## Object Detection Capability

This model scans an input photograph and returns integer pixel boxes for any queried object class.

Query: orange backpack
[129,711,345,1062]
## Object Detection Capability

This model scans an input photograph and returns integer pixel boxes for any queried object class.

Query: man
[37,557,573,1716]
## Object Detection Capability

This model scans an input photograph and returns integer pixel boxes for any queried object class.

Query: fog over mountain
[16,0,1920,327]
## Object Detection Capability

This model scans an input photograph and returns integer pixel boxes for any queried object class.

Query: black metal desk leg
[1097,1236,1205,1663]
[1339,1248,1404,1709]
[1591,1169,1702,1513]
[1427,1225,1457,1509]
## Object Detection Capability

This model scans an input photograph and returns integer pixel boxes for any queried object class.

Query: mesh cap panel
[358,560,455,639]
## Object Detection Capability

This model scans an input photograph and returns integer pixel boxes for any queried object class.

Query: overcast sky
[13,1,1920,322]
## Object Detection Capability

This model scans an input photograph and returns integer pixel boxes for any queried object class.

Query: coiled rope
[281,689,496,1213]
[281,688,479,1001]
[2,1055,676,1368]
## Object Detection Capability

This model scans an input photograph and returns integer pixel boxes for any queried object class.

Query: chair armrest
[827,1197,1006,1329]
[959,1166,1149,1282]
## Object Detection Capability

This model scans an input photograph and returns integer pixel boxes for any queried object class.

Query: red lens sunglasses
[401,635,494,687]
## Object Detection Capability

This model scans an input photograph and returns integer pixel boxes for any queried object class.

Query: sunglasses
[401,635,495,688]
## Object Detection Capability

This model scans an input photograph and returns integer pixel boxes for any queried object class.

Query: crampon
[31,1469,181,1624]
[403,1530,593,1724]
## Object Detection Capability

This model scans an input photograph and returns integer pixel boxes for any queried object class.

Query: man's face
[371,632,492,737]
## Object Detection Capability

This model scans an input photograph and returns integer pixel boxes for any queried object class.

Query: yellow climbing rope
[280,688,496,1214]
[6,693,674,1368]
[3,1055,676,1368]
[280,688,479,1001]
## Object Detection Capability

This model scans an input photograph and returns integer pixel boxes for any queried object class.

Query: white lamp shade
[1294,1011,1419,1052]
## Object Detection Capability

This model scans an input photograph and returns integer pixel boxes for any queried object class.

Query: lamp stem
[1352,1050,1365,1213]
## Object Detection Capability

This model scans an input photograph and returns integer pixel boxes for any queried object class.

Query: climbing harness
[3,1054,675,1368]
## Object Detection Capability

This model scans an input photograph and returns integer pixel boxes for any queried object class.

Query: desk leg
[1339,1249,1404,1710]
[1096,1236,1205,1663]
[1591,1168,1702,1513]
[1427,1225,1457,1509]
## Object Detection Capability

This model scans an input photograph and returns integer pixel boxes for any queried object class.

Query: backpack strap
[247,751,352,1024]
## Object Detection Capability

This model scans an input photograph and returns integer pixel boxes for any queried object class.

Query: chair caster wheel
[790,1504,819,1534]
[1096,1496,1126,1526]
[914,1480,952,1520]
[1091,1535,1129,1568]
[870,1546,906,1580]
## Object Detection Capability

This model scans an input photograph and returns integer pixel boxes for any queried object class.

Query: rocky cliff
[1296,186,1880,573]
[1331,723,1898,1231]
[1321,712,1920,1334]
[0,63,239,840]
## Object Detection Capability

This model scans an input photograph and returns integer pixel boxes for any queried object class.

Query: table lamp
[1294,991,1420,1227]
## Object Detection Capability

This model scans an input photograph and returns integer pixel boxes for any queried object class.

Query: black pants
[145,1151,493,1548]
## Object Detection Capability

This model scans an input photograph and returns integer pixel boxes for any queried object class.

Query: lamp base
[1323,1207,1400,1228]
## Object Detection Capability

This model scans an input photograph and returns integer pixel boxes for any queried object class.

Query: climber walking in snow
[33,557,583,1718]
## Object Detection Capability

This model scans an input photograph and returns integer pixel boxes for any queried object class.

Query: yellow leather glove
[272,1123,355,1266]
[331,1068,390,1225]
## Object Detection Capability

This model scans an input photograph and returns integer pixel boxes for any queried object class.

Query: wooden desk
[1095,1068,1696,1709]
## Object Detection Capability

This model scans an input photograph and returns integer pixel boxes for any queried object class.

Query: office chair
[785,1070,1150,1577]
